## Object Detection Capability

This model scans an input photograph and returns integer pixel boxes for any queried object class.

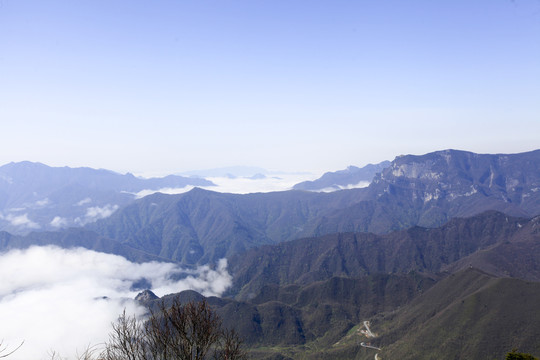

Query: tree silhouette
[505,349,539,360]
[101,299,247,360]
[0,340,23,359]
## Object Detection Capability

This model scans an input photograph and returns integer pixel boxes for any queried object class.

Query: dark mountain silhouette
[142,268,540,360]
[0,161,213,234]
[370,268,540,360]
[141,272,433,350]
[442,214,540,281]
[228,211,539,300]
[262,269,540,360]
[293,161,391,191]
[129,210,540,358]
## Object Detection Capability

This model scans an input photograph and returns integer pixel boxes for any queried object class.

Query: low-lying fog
[134,172,368,198]
[0,246,231,359]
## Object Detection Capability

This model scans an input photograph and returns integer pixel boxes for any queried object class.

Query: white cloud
[85,204,119,220]
[133,173,320,198]
[50,216,68,228]
[0,213,40,229]
[75,204,119,225]
[76,198,92,206]
[203,174,311,194]
[34,198,50,207]
[0,246,232,360]
[134,186,195,199]
[315,180,371,193]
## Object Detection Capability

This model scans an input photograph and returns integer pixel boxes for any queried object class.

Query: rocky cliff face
[135,289,159,303]
[319,149,540,232]
[371,149,540,214]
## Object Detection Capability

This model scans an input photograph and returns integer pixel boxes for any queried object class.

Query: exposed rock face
[135,289,159,302]
[306,149,540,235]
[371,149,540,214]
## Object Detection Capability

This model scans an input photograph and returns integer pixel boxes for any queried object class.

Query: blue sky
[1,0,539,176]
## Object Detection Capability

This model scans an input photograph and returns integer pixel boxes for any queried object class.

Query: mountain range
[293,161,391,191]
[84,149,540,266]
[227,210,540,300]
[0,161,213,234]
[1,149,540,359]
[136,209,540,359]
[3,149,540,267]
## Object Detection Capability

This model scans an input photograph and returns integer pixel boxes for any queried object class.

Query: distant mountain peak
[135,289,159,302]
[0,162,214,235]
[293,160,391,191]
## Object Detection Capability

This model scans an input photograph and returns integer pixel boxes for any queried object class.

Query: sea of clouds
[0,246,231,360]
[133,173,322,198]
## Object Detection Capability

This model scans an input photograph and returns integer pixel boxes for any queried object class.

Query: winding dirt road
[359,320,381,359]
[360,342,381,351]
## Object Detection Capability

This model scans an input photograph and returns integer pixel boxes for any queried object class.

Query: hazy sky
[1,0,539,176]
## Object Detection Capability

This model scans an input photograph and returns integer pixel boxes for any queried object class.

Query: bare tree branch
[101,299,247,360]
[0,340,24,359]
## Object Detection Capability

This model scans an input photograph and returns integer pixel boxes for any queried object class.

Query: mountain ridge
[85,149,540,266]
[0,161,214,234]
[227,210,538,300]
[293,160,391,191]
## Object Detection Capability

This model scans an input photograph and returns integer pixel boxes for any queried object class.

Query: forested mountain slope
[87,149,540,265]
[228,211,539,300]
